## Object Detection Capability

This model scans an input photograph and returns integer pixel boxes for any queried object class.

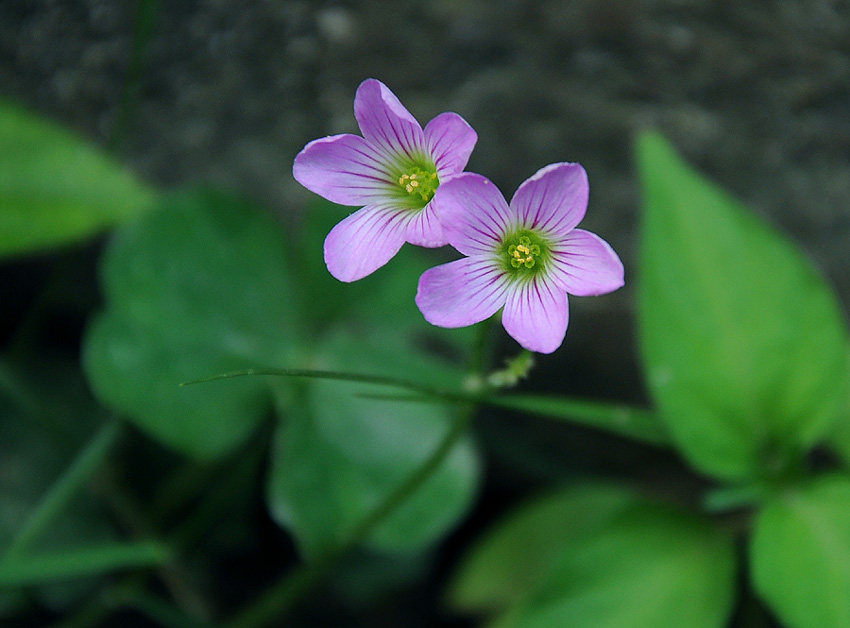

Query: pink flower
[415,163,624,354]
[293,79,477,282]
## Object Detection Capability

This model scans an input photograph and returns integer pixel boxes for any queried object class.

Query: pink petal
[431,173,515,256]
[293,134,394,206]
[416,257,508,328]
[323,205,409,282]
[510,163,589,236]
[502,278,569,354]
[425,112,477,176]
[354,79,427,159]
[548,229,625,296]
[403,203,447,248]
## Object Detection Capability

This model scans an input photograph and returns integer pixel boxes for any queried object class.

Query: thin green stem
[3,420,122,559]
[182,367,451,399]
[223,322,492,628]
[183,320,494,628]
[469,315,497,376]
[223,405,475,628]
[0,541,169,587]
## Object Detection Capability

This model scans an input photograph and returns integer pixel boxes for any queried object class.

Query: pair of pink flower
[293,79,624,354]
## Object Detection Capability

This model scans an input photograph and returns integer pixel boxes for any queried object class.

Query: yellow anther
[398,166,439,203]
[506,234,542,270]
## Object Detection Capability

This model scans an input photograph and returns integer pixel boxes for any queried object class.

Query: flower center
[398,166,439,204]
[508,236,541,269]
[500,230,549,277]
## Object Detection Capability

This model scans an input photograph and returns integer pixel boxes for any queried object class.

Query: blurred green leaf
[296,199,476,350]
[0,356,117,611]
[83,189,300,459]
[0,100,156,257]
[826,397,850,467]
[485,394,668,446]
[636,132,850,480]
[750,474,850,628]
[266,328,480,558]
[4,422,120,559]
[0,541,169,587]
[330,548,432,607]
[447,483,637,614]
[470,487,736,628]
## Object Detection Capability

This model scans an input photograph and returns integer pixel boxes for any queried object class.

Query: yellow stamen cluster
[398,167,438,203]
[508,236,541,269]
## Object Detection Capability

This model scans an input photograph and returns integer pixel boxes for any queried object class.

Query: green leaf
[296,199,477,350]
[0,100,156,257]
[473,487,736,628]
[826,397,850,467]
[0,356,119,610]
[266,328,480,558]
[750,474,850,628]
[484,394,668,446]
[636,132,850,480]
[83,189,300,459]
[0,541,169,587]
[447,484,637,614]
[4,422,120,559]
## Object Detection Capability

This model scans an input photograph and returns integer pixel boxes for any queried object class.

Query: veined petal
[323,205,409,282]
[425,112,477,176]
[549,229,625,296]
[510,162,589,236]
[416,257,508,328]
[403,203,448,248]
[502,278,569,354]
[432,173,515,256]
[293,134,394,206]
[354,79,427,159]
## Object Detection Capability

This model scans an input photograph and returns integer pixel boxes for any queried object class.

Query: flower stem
[222,405,475,628]
[223,319,493,628]
[3,420,122,560]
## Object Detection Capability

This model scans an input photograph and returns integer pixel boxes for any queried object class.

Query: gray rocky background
[2,0,849,401]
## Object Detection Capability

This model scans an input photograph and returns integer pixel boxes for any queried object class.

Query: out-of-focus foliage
[448,483,737,628]
[448,484,639,613]
[82,188,482,558]
[0,358,118,608]
[751,475,850,628]
[267,328,480,558]
[0,100,155,258]
[446,131,850,628]
[83,190,298,459]
[637,132,850,480]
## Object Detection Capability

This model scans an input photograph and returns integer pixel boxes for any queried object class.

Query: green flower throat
[500,230,549,277]
[395,161,439,209]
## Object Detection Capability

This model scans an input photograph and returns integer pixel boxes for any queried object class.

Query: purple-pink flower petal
[294,78,481,283]
[403,204,447,248]
[425,112,477,176]
[549,229,625,296]
[415,159,622,354]
[510,162,589,236]
[354,79,427,158]
[416,257,508,328]
[432,173,515,256]
[324,205,409,282]
[501,279,570,354]
[293,134,394,206]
